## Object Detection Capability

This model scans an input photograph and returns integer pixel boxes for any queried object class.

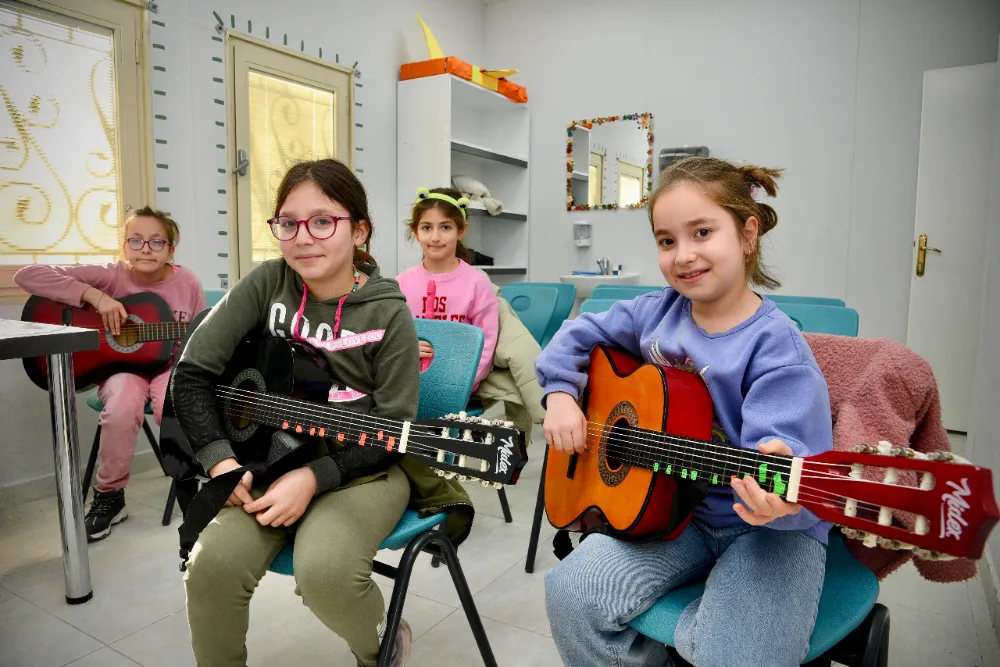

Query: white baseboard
[0,449,162,511]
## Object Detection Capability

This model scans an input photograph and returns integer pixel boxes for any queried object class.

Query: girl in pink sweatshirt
[396,187,498,391]
[14,207,206,542]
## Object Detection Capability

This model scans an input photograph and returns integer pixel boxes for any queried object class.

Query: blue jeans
[544,520,826,667]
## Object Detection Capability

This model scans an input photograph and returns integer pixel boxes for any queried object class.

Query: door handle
[232,148,249,176]
[915,233,941,277]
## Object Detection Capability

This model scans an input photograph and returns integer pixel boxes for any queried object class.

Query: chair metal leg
[430,523,444,568]
[161,480,177,526]
[81,425,101,503]
[525,446,549,573]
[436,534,498,666]
[174,478,199,518]
[496,487,513,523]
[142,419,166,473]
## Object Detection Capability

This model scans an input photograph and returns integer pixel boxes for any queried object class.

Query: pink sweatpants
[94,369,170,493]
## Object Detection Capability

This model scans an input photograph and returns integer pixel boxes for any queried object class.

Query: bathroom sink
[559,272,640,298]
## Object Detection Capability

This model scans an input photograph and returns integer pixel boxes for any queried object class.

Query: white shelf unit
[570,125,590,207]
[397,75,530,283]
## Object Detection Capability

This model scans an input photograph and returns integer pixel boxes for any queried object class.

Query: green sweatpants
[183,464,410,667]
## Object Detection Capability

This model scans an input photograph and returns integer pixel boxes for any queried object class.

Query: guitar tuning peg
[889,446,916,458]
[853,444,879,455]
[927,451,971,465]
[457,474,469,482]
[480,480,502,489]
[913,548,958,562]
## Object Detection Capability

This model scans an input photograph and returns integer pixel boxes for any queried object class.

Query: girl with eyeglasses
[169,159,473,667]
[14,206,206,541]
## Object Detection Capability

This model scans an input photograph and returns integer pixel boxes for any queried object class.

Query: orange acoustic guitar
[544,345,999,560]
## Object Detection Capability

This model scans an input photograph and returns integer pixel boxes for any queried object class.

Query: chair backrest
[774,302,859,336]
[518,282,577,347]
[766,294,846,307]
[590,285,663,300]
[498,284,560,345]
[413,318,484,420]
[579,298,618,315]
[204,288,226,307]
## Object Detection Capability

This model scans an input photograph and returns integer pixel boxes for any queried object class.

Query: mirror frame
[566,112,654,211]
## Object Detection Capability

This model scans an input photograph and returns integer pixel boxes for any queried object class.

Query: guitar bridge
[566,452,578,480]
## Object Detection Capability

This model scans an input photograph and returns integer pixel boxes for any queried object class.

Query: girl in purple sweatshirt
[537,157,834,667]
[15,207,205,541]
[396,187,498,391]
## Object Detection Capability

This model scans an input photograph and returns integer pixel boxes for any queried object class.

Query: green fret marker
[758,463,768,484]
[681,469,688,479]
[712,474,719,485]
[653,462,659,473]
[666,465,672,475]
[691,470,698,481]
[772,473,787,497]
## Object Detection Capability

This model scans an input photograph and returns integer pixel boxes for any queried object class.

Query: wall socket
[220,278,229,289]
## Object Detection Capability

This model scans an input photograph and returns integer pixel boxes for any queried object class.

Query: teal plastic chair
[518,282,577,347]
[82,394,177,525]
[267,318,498,666]
[629,533,889,667]
[499,284,559,345]
[203,288,226,307]
[579,298,618,314]
[590,285,663,300]
[767,294,846,307]
[775,303,860,336]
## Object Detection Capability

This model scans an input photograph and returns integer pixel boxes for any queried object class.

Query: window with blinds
[0,0,146,276]
[247,72,336,264]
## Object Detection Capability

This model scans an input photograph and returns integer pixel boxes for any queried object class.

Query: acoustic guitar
[21,293,191,390]
[544,345,999,560]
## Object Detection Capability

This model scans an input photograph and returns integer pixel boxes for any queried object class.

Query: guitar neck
[137,321,189,342]
[614,426,796,499]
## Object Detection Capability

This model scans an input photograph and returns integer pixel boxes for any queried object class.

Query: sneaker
[85,489,127,541]
[389,618,412,667]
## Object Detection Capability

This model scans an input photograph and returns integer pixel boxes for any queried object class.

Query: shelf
[450,76,527,115]
[572,171,587,180]
[466,206,527,222]
[451,140,528,168]
[474,265,527,274]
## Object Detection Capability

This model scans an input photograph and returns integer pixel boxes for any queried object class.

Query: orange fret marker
[295,425,303,433]
[337,433,344,442]
[359,433,367,446]
[309,427,316,436]
[282,421,289,430]
[387,436,396,451]
[318,428,325,437]
[378,430,384,440]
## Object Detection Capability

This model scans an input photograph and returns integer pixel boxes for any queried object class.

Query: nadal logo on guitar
[941,478,972,541]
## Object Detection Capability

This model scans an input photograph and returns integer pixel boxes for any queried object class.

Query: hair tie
[415,187,470,220]
[748,184,762,202]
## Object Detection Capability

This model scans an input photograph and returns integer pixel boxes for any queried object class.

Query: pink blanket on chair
[804,333,978,583]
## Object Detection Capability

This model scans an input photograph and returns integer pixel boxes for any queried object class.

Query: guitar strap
[177,431,309,571]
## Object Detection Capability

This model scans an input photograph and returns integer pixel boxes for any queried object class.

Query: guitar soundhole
[229,378,256,430]
[598,402,637,487]
[223,368,267,442]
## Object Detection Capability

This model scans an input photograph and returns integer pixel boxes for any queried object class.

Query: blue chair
[590,284,663,300]
[767,294,846,307]
[579,298,618,314]
[82,393,177,525]
[267,319,499,667]
[775,303,860,337]
[203,288,226,307]
[629,533,889,667]
[498,284,559,345]
[518,282,577,347]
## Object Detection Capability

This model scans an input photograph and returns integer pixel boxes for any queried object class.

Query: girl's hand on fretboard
[731,439,803,526]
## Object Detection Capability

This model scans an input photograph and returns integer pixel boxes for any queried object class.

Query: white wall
[0,0,486,506]
[485,0,1000,339]
[970,34,1000,633]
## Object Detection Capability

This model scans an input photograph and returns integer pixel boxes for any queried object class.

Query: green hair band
[416,187,471,220]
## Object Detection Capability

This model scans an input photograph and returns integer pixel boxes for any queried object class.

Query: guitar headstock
[798,442,999,560]
[409,412,528,486]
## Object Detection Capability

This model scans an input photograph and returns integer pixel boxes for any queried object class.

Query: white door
[907,63,997,432]
[227,34,353,278]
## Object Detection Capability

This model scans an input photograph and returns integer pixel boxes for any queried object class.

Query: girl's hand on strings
[731,439,802,526]
[83,287,127,336]
[543,392,588,454]
[244,467,317,527]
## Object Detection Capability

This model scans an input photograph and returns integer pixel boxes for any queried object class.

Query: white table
[0,318,99,604]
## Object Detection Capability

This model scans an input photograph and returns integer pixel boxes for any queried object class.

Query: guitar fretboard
[598,425,794,498]
[135,322,189,343]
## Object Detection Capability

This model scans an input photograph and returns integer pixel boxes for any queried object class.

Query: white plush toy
[452,175,504,216]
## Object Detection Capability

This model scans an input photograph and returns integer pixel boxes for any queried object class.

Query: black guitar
[159,327,528,489]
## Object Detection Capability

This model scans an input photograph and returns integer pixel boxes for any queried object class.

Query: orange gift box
[400,57,528,104]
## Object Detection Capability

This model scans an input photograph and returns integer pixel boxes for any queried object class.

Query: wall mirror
[567,112,653,211]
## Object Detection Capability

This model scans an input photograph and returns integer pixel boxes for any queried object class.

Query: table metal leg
[46,352,93,604]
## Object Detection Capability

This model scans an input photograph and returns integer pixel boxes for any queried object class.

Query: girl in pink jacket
[14,207,206,542]
[396,187,498,391]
